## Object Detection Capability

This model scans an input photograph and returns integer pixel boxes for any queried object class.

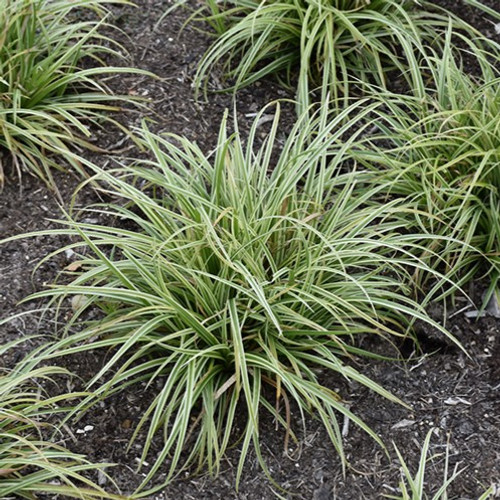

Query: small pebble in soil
[135,457,150,467]
[71,294,89,311]
[98,469,108,486]
[76,425,94,434]
[444,397,471,406]
[313,483,332,500]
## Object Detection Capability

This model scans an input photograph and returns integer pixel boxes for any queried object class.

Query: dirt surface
[1,1,499,499]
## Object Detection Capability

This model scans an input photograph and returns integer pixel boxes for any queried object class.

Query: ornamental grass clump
[387,430,463,500]
[0,0,140,189]
[29,104,460,495]
[0,339,120,499]
[387,429,494,500]
[350,42,500,300]
[193,0,500,110]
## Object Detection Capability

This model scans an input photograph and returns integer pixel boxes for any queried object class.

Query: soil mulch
[1,0,499,498]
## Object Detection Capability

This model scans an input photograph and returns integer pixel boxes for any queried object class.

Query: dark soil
[1,1,499,499]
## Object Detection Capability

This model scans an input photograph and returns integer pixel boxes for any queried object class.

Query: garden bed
[0,0,499,498]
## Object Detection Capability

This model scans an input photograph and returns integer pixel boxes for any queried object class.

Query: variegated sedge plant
[18,101,463,496]
[191,0,500,112]
[0,337,124,499]
[0,0,147,191]
[348,33,500,306]
[388,429,496,500]
[387,430,462,500]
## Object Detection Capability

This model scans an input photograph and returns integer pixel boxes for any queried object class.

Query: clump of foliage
[0,339,121,499]
[27,104,460,496]
[0,0,140,189]
[388,429,495,500]
[387,430,462,500]
[193,0,500,110]
[350,40,500,301]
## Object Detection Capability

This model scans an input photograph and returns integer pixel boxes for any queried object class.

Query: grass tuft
[0,339,124,499]
[349,39,500,302]
[191,0,500,111]
[23,104,463,495]
[386,430,463,500]
[0,0,145,190]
